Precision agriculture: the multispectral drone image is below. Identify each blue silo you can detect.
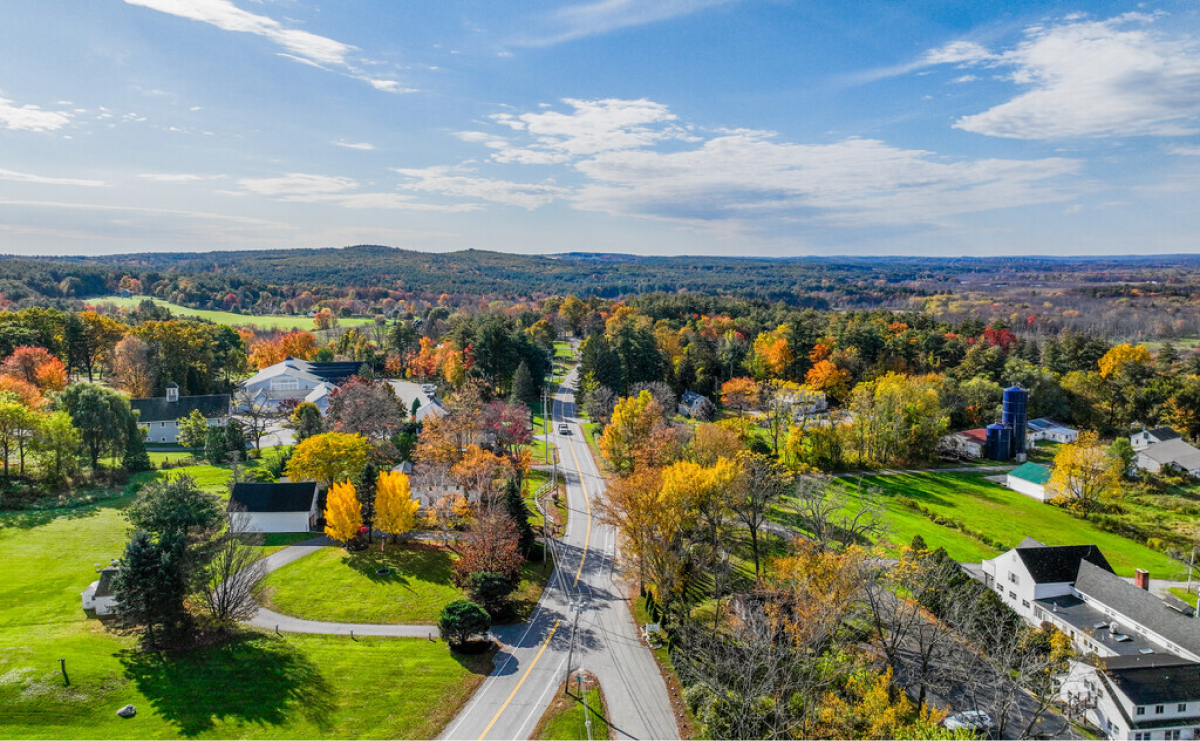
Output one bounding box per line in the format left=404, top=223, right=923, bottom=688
left=986, top=423, right=1011, bottom=461
left=1002, top=386, right=1029, bottom=458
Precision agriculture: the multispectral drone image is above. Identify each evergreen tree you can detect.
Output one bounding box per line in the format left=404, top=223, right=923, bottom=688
left=176, top=409, right=210, bottom=451
left=356, top=459, right=380, bottom=539
left=112, top=531, right=187, bottom=647
left=410, top=397, right=421, bottom=420
left=502, top=476, right=536, bottom=556
left=122, top=414, right=151, bottom=473
left=288, top=401, right=325, bottom=442
left=204, top=425, right=228, bottom=464
left=510, top=360, right=539, bottom=409
left=223, top=418, right=247, bottom=461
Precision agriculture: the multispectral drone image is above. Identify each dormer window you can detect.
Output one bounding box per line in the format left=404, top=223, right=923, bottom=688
left=166, top=383, right=179, bottom=403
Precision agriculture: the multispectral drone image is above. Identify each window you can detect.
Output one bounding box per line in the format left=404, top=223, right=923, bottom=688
left=271, top=378, right=298, bottom=391
left=1009, top=591, right=1017, bottom=600
left=1022, top=600, right=1031, bottom=609
left=1179, top=704, right=1187, bottom=712
left=1009, top=572, right=1020, bottom=585
left=1156, top=705, right=1165, bottom=715
left=1166, top=730, right=1181, bottom=741
left=1136, top=707, right=1146, bottom=716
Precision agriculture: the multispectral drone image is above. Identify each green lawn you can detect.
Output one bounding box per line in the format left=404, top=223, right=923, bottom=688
left=86, top=296, right=375, bottom=331
left=1170, top=587, right=1198, bottom=607
left=259, top=543, right=462, bottom=624
left=0, top=497, right=490, bottom=740
left=827, top=472, right=1187, bottom=577
left=533, top=679, right=611, bottom=741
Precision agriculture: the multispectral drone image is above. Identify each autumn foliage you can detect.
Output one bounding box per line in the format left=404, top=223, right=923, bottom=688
left=374, top=470, right=420, bottom=545
left=324, top=480, right=363, bottom=545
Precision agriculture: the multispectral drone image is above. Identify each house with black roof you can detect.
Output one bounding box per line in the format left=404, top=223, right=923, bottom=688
left=130, top=382, right=230, bottom=444
left=1063, top=651, right=1200, bottom=740
left=228, top=481, right=320, bottom=533
left=1132, top=427, right=1183, bottom=451
left=981, top=537, right=1113, bottom=620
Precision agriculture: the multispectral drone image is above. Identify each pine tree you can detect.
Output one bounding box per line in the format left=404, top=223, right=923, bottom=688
left=204, top=425, right=228, bottom=464
left=223, top=418, right=247, bottom=461
left=510, top=360, right=539, bottom=408
left=502, top=476, right=536, bottom=556
left=324, top=480, right=363, bottom=545
left=374, top=470, right=420, bottom=549
left=356, top=459, right=380, bottom=541
left=112, top=531, right=189, bottom=647
left=122, top=414, right=151, bottom=473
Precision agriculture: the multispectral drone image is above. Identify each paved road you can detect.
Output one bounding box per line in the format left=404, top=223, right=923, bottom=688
left=441, top=370, right=678, bottom=741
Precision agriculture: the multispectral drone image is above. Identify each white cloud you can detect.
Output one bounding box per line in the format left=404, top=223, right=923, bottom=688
left=951, top=75, right=979, bottom=84
left=922, top=40, right=995, bottom=66
left=138, top=173, right=225, bottom=182
left=0, top=95, right=73, bottom=132
left=951, top=14, right=1200, bottom=139
left=238, top=172, right=358, bottom=197
left=124, top=0, right=406, bottom=91
left=458, top=98, right=1082, bottom=230
left=516, top=0, right=740, bottom=47
left=333, top=140, right=376, bottom=151
left=0, top=168, right=106, bottom=187
left=393, top=166, right=568, bottom=209
left=1168, top=144, right=1200, bottom=156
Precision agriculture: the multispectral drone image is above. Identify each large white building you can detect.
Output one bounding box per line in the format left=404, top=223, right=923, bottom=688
left=238, top=358, right=365, bottom=410
left=228, top=481, right=320, bottom=533
left=983, top=539, right=1200, bottom=739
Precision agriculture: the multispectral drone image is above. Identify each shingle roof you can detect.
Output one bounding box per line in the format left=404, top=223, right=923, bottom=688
left=229, top=482, right=318, bottom=513
left=959, top=428, right=988, bottom=444
left=1140, top=438, right=1200, bottom=471
left=1146, top=427, right=1183, bottom=443
left=1008, top=462, right=1051, bottom=486
left=1015, top=544, right=1113, bottom=584
left=94, top=566, right=118, bottom=598
left=295, top=359, right=365, bottom=385
left=131, top=394, right=230, bottom=423
left=1076, top=561, right=1200, bottom=657
left=1102, top=655, right=1200, bottom=706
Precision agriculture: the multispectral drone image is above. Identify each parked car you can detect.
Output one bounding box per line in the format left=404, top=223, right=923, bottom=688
left=943, top=710, right=993, bottom=734
left=558, top=423, right=570, bottom=435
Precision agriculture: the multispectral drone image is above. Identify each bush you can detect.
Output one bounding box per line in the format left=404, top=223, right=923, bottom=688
left=438, top=600, right=492, bottom=648
left=467, top=572, right=517, bottom=616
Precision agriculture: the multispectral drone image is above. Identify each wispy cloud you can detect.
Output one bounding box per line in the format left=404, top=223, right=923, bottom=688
left=948, top=13, right=1200, bottom=139
left=139, top=173, right=225, bottom=182
left=0, top=95, right=73, bottom=132
left=0, top=168, right=106, bottom=187
left=123, top=0, right=408, bottom=92
left=393, top=166, right=569, bottom=209
left=333, top=140, right=376, bottom=151
left=237, top=172, right=480, bottom=212
left=515, top=0, right=740, bottom=47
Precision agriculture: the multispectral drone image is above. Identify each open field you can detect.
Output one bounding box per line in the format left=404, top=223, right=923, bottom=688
left=86, top=296, right=375, bottom=331
left=259, top=542, right=552, bottom=625
left=817, top=472, right=1187, bottom=577
left=0, top=496, right=490, bottom=740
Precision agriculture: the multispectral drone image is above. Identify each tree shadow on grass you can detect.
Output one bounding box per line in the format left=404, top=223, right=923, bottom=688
left=0, top=493, right=131, bottom=530
left=117, top=633, right=335, bottom=737
left=451, top=641, right=498, bottom=676
left=343, top=543, right=456, bottom=589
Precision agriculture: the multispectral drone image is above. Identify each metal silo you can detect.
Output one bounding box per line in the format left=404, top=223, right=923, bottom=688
left=986, top=423, right=1011, bottom=461
left=1002, top=386, right=1029, bottom=458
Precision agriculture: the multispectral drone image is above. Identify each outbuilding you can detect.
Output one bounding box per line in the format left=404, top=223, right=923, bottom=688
left=228, top=481, right=320, bottom=533
left=81, top=566, right=120, bottom=615
left=1006, top=461, right=1053, bottom=502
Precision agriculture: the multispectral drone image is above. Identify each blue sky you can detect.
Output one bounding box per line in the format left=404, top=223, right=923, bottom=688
left=3, top=0, right=1200, bottom=257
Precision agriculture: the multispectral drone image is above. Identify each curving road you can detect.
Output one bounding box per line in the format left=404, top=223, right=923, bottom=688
left=440, top=370, right=678, bottom=741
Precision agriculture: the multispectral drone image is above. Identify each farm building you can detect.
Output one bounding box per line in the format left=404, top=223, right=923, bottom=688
left=130, top=383, right=230, bottom=444
left=81, top=566, right=120, bottom=615
left=228, top=481, right=320, bottom=533
left=1027, top=418, right=1078, bottom=444
left=1005, top=462, right=1053, bottom=502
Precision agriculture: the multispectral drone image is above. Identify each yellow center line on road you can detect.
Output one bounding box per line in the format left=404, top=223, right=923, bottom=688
left=567, top=438, right=591, bottom=587
left=477, top=619, right=562, bottom=741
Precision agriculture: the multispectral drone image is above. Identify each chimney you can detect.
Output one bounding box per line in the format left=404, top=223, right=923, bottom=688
left=1135, top=569, right=1150, bottom=591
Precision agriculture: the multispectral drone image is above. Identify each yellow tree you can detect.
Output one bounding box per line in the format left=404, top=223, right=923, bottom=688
left=324, top=480, right=363, bottom=545
left=1098, top=343, right=1152, bottom=379
left=285, top=432, right=371, bottom=487
left=1048, top=430, right=1120, bottom=518
left=750, top=326, right=793, bottom=380
left=374, top=470, right=420, bottom=548
left=600, top=390, right=664, bottom=474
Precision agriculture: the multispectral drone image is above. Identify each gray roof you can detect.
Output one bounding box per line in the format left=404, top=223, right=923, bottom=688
left=131, top=394, right=230, bottom=423
left=229, top=481, right=318, bottom=513
left=1075, top=561, right=1200, bottom=657
left=1102, top=655, right=1200, bottom=706
left=1015, top=544, right=1113, bottom=584
left=94, top=566, right=119, bottom=598
left=1139, top=438, right=1200, bottom=471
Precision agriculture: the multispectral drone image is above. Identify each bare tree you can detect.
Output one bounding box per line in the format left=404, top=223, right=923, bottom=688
left=729, top=452, right=791, bottom=576
left=790, top=475, right=884, bottom=552
left=198, top=512, right=266, bottom=625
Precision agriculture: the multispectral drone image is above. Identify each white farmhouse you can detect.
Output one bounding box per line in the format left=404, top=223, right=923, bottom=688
left=130, top=383, right=230, bottom=444
left=1136, top=438, right=1200, bottom=477
left=228, top=481, right=320, bottom=533
left=1133, top=428, right=1183, bottom=451
left=981, top=538, right=1114, bottom=622
left=81, top=566, right=119, bottom=615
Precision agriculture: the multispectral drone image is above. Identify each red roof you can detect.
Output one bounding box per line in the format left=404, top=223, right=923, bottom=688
left=960, top=428, right=988, bottom=444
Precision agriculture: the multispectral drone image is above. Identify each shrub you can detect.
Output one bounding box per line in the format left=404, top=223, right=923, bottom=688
left=438, top=600, right=492, bottom=648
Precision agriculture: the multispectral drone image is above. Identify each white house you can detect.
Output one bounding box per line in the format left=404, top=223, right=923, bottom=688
left=1027, top=418, right=1079, bottom=444
left=1061, top=655, right=1200, bottom=741
left=238, top=358, right=364, bottom=410
left=415, top=398, right=449, bottom=423
left=1136, top=438, right=1200, bottom=477
left=228, top=481, right=320, bottom=533
left=1133, top=428, right=1183, bottom=451
left=779, top=387, right=828, bottom=417
left=130, top=383, right=230, bottom=444
left=678, top=391, right=713, bottom=419
left=981, top=538, right=1114, bottom=622
left=302, top=381, right=338, bottom=416
left=81, top=566, right=119, bottom=615
left=1005, top=462, right=1053, bottom=502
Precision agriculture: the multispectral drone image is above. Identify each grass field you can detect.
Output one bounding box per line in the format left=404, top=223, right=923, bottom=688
left=259, top=542, right=552, bottom=625
left=533, top=677, right=611, bottom=741
left=1170, top=587, right=1199, bottom=607
left=821, top=472, right=1187, bottom=577
left=0, top=496, right=490, bottom=740
left=87, top=296, right=375, bottom=331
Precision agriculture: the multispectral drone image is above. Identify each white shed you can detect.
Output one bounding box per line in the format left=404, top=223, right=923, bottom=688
left=81, top=566, right=120, bottom=615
